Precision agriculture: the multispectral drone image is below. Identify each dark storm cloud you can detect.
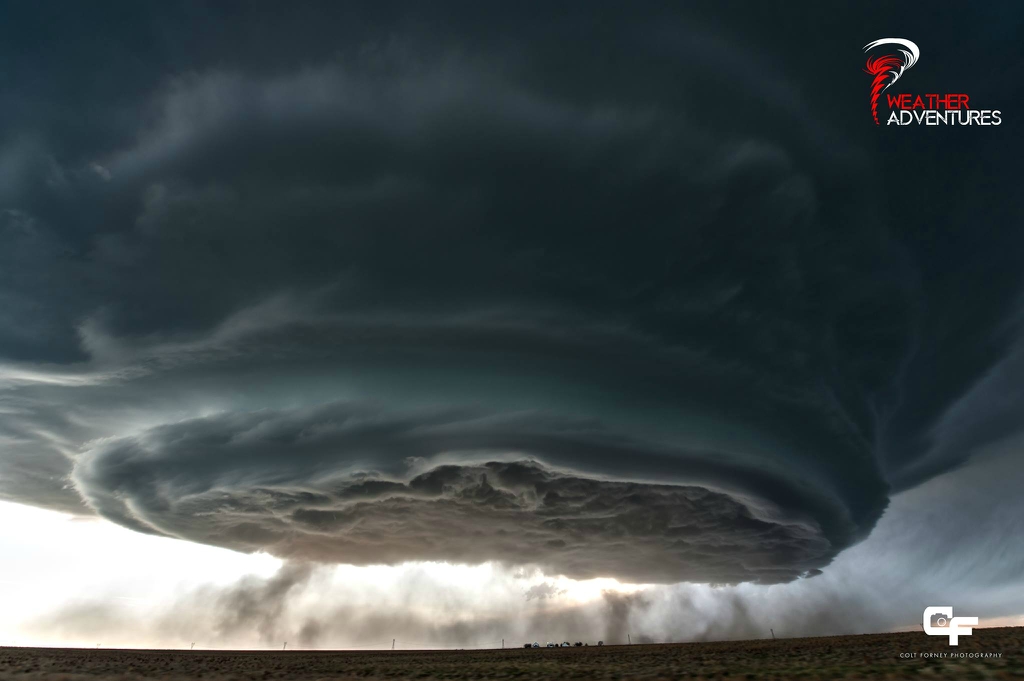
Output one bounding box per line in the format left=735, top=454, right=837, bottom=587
left=73, top=403, right=841, bottom=583
left=1, top=2, right=1022, bottom=584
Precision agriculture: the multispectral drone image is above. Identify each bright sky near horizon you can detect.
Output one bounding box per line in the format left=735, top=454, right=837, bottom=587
left=0, top=500, right=281, bottom=648
left=0, top=500, right=648, bottom=649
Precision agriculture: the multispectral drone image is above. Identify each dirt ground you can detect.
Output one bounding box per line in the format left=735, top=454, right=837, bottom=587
left=2, top=626, right=1022, bottom=680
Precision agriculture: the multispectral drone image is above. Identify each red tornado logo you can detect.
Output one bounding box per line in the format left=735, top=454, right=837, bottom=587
left=863, top=38, right=920, bottom=125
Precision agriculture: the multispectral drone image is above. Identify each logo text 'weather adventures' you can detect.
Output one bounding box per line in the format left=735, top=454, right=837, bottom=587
left=863, top=38, right=1002, bottom=126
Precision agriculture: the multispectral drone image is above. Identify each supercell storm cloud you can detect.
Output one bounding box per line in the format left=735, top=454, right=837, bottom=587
left=1, top=4, right=1021, bottom=585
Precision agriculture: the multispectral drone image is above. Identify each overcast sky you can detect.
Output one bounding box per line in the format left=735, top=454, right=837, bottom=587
left=1, top=1, right=1022, bottom=648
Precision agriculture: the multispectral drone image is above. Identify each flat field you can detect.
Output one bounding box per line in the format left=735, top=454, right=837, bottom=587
left=2, top=627, right=1022, bottom=680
